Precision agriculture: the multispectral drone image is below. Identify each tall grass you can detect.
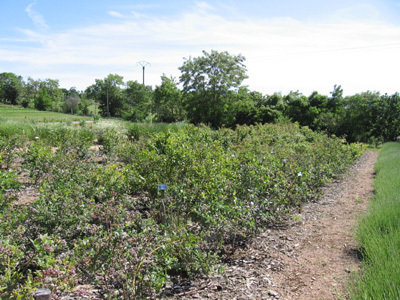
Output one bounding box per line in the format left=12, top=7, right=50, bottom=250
left=0, top=118, right=187, bottom=147
left=348, top=142, right=400, bottom=299
left=0, top=121, right=35, bottom=138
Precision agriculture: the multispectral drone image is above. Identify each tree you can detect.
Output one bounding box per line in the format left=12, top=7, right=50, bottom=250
left=369, top=93, right=400, bottom=142
left=0, top=72, right=23, bottom=105
left=258, top=92, right=286, bottom=124
left=20, top=77, right=40, bottom=108
left=231, top=88, right=260, bottom=126
left=123, top=80, right=154, bottom=121
left=179, top=50, right=248, bottom=127
left=34, top=88, right=52, bottom=111
left=86, top=74, right=124, bottom=117
left=307, top=91, right=329, bottom=130
left=64, top=87, right=81, bottom=114
left=340, top=92, right=379, bottom=142
left=329, top=84, right=343, bottom=112
left=153, top=75, right=185, bottom=122
left=283, top=91, right=310, bottom=125
left=31, top=79, right=64, bottom=112
left=78, top=93, right=92, bottom=116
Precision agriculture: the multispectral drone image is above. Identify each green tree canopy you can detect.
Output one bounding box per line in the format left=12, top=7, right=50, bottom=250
left=34, top=88, right=52, bottom=111
left=19, top=77, right=40, bottom=108
left=179, top=50, right=248, bottom=127
left=0, top=72, right=23, bottom=105
left=123, top=80, right=154, bottom=121
left=32, top=79, right=63, bottom=111
left=64, top=87, right=81, bottom=114
left=86, top=74, right=124, bottom=117
left=153, top=75, right=185, bottom=123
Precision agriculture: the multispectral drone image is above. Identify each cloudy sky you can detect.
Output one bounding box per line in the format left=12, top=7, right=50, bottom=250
left=1, top=0, right=400, bottom=96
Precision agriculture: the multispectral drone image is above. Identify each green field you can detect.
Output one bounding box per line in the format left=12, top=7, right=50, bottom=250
left=0, top=104, right=93, bottom=122
left=348, top=142, right=400, bottom=299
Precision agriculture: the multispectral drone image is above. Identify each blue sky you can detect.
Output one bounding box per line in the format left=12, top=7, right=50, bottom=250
left=1, top=0, right=400, bottom=95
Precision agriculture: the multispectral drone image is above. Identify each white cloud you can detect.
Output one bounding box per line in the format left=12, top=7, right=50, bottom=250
left=5, top=3, right=400, bottom=95
left=109, top=11, right=125, bottom=18
left=25, top=1, right=49, bottom=30
left=194, top=1, right=214, bottom=13
left=329, top=3, right=382, bottom=23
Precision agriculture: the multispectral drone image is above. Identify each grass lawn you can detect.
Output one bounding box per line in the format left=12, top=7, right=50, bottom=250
left=0, top=104, right=93, bottom=122
left=349, top=142, right=400, bottom=299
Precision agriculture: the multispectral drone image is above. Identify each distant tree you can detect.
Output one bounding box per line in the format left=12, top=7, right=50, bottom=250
left=123, top=80, right=154, bottom=121
left=369, top=93, right=400, bottom=142
left=283, top=91, right=310, bottom=125
left=0, top=72, right=23, bottom=105
left=179, top=50, right=248, bottom=127
left=307, top=91, right=329, bottom=130
left=230, top=88, right=258, bottom=126
left=259, top=92, right=286, bottom=123
left=153, top=75, right=185, bottom=122
left=86, top=74, right=124, bottom=117
left=20, top=77, right=40, bottom=108
left=328, top=84, right=344, bottom=112
left=311, top=85, right=345, bottom=135
left=78, top=94, right=92, bottom=116
left=32, top=79, right=64, bottom=112
left=340, top=92, right=379, bottom=142
left=64, top=87, right=81, bottom=114
left=34, top=88, right=52, bottom=111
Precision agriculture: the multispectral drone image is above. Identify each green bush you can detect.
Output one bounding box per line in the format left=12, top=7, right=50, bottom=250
left=0, top=122, right=364, bottom=298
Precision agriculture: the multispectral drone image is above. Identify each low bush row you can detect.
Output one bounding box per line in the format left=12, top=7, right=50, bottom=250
left=0, top=122, right=364, bottom=299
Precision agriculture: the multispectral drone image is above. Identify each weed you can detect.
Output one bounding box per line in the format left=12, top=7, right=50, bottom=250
left=291, top=215, right=303, bottom=221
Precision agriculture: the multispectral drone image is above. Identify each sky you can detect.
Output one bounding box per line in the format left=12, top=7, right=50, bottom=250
left=1, top=0, right=400, bottom=96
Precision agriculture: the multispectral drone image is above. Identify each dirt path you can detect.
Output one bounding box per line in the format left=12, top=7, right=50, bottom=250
left=170, top=150, right=378, bottom=300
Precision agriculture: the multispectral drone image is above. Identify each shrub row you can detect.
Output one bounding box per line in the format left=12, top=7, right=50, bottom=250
left=0, top=122, right=364, bottom=299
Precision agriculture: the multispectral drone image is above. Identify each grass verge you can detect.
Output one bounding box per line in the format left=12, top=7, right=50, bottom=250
left=0, top=104, right=92, bottom=122
left=348, top=142, right=400, bottom=299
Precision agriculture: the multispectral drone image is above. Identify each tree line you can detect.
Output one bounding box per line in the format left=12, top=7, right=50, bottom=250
left=1, top=50, right=399, bottom=143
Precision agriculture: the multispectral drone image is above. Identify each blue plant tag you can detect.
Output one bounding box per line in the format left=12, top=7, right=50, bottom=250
left=158, top=184, right=168, bottom=191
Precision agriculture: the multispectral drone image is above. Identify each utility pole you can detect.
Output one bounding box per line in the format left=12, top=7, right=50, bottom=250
left=137, top=61, right=150, bottom=85
left=106, top=88, right=110, bottom=117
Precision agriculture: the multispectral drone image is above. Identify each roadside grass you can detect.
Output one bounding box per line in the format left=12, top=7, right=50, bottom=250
left=348, top=142, right=400, bottom=299
left=0, top=104, right=92, bottom=122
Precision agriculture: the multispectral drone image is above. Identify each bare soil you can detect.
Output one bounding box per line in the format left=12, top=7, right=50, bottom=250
left=167, top=150, right=378, bottom=300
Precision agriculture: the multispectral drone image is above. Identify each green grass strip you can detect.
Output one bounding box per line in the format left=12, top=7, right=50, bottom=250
left=349, top=142, right=400, bottom=300
left=0, top=104, right=92, bottom=122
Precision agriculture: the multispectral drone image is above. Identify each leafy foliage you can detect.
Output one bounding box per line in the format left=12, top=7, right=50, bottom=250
left=0, top=73, right=23, bottom=105
left=179, top=50, right=248, bottom=127
left=153, top=75, right=185, bottom=123
left=86, top=74, right=125, bottom=117
left=0, top=122, right=364, bottom=298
